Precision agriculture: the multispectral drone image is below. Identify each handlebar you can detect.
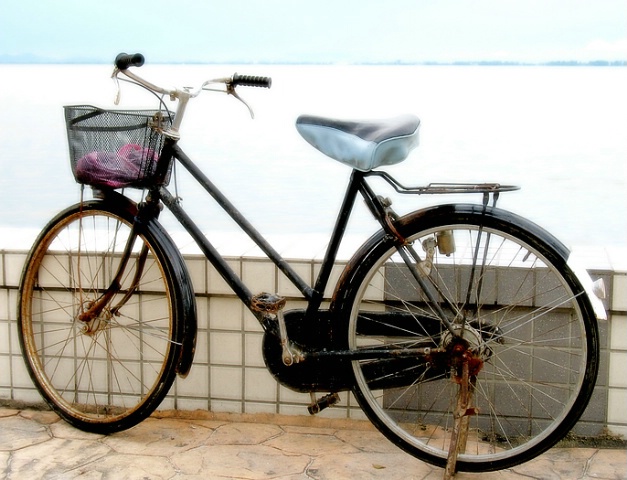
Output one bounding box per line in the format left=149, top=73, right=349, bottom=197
left=115, top=52, right=145, bottom=70
left=111, top=52, right=272, bottom=136
left=232, top=73, right=272, bottom=89
left=113, top=52, right=271, bottom=91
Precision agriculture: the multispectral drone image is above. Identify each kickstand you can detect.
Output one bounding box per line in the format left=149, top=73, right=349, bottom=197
left=443, top=360, right=476, bottom=479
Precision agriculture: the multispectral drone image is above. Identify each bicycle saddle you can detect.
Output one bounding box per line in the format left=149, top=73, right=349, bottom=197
left=296, top=114, right=420, bottom=171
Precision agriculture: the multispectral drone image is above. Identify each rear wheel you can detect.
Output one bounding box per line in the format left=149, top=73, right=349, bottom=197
left=18, top=200, right=183, bottom=433
left=342, top=206, right=599, bottom=472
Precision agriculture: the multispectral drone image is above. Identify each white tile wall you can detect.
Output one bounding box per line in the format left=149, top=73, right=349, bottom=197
left=244, top=368, right=277, bottom=402
left=209, top=298, right=243, bottom=330
left=210, top=331, right=243, bottom=366
left=1, top=250, right=626, bottom=437
left=613, top=274, right=627, bottom=311
left=242, top=260, right=276, bottom=294
left=0, top=291, right=9, bottom=356
left=610, top=314, right=627, bottom=349
left=4, top=252, right=26, bottom=286
left=185, top=256, right=207, bottom=293
left=245, top=334, right=265, bottom=367
left=608, top=301, right=627, bottom=436
left=211, top=366, right=243, bottom=400
left=608, top=352, right=627, bottom=388
left=608, top=389, right=627, bottom=432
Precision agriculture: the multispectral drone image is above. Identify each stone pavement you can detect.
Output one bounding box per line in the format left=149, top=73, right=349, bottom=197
left=0, top=407, right=625, bottom=480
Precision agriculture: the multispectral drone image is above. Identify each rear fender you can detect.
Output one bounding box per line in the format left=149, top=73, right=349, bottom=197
left=567, top=258, right=607, bottom=320
left=331, top=203, right=606, bottom=320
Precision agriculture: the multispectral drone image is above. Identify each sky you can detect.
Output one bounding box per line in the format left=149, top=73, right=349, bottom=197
left=1, top=0, right=626, bottom=64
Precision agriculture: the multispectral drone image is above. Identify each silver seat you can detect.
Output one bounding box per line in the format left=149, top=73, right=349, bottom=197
left=296, top=114, right=420, bottom=171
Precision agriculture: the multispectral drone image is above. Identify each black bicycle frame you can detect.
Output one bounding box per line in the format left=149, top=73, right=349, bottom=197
left=155, top=142, right=370, bottom=325
left=139, top=138, right=514, bottom=342
left=89, top=133, right=522, bottom=393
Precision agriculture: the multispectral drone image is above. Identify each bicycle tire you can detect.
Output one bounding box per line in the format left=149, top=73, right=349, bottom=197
left=18, top=198, right=186, bottom=434
left=336, top=204, right=599, bottom=472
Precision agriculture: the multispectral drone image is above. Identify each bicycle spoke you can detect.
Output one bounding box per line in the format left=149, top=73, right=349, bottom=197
left=347, top=213, right=598, bottom=471
left=19, top=203, right=182, bottom=432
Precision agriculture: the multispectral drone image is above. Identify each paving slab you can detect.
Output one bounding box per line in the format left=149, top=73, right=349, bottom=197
left=0, top=407, right=625, bottom=480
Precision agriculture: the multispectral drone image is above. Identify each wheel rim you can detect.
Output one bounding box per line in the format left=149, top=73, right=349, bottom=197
left=20, top=209, right=176, bottom=426
left=348, top=223, right=595, bottom=467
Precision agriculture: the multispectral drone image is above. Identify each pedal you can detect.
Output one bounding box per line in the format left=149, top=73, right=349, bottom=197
left=252, top=293, right=302, bottom=366
left=308, top=392, right=340, bottom=415
left=251, top=292, right=287, bottom=314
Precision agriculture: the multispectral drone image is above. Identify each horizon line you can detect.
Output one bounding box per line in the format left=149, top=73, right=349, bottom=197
left=0, top=57, right=625, bottom=67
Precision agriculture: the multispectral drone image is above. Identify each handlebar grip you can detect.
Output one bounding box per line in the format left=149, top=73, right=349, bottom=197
left=232, top=74, right=272, bottom=88
left=115, top=53, right=145, bottom=70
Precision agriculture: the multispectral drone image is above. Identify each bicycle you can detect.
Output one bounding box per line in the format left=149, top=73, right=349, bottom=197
left=17, top=53, right=606, bottom=476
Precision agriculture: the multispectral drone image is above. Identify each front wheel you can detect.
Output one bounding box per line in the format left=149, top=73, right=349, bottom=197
left=339, top=205, right=599, bottom=472
left=18, top=199, right=184, bottom=433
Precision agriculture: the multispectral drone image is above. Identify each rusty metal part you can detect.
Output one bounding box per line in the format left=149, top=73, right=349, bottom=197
left=308, top=392, right=341, bottom=415
left=440, top=330, right=488, bottom=479
left=250, top=292, right=287, bottom=314
left=78, top=287, right=118, bottom=323
left=251, top=293, right=302, bottom=366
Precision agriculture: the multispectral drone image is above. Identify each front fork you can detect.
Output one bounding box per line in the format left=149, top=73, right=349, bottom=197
left=78, top=196, right=159, bottom=326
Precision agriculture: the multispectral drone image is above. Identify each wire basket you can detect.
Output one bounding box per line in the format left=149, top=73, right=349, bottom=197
left=64, top=105, right=173, bottom=189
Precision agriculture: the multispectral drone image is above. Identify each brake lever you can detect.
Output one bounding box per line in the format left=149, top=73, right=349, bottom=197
left=111, top=67, right=122, bottom=105
left=226, top=83, right=255, bottom=119
left=200, top=78, right=256, bottom=119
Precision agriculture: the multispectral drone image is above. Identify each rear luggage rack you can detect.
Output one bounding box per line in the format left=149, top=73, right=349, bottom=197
left=366, top=171, right=520, bottom=195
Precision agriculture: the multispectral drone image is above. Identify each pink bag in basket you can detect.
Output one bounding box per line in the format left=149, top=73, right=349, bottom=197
left=75, top=144, right=157, bottom=188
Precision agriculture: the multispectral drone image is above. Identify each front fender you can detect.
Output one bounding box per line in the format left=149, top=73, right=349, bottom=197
left=101, top=190, right=198, bottom=377
left=140, top=215, right=198, bottom=377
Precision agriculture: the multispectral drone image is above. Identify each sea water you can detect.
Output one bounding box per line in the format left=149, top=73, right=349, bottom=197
left=0, top=64, right=625, bottom=256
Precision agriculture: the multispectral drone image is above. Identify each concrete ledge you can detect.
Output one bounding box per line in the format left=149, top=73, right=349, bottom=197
left=1, top=406, right=626, bottom=479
